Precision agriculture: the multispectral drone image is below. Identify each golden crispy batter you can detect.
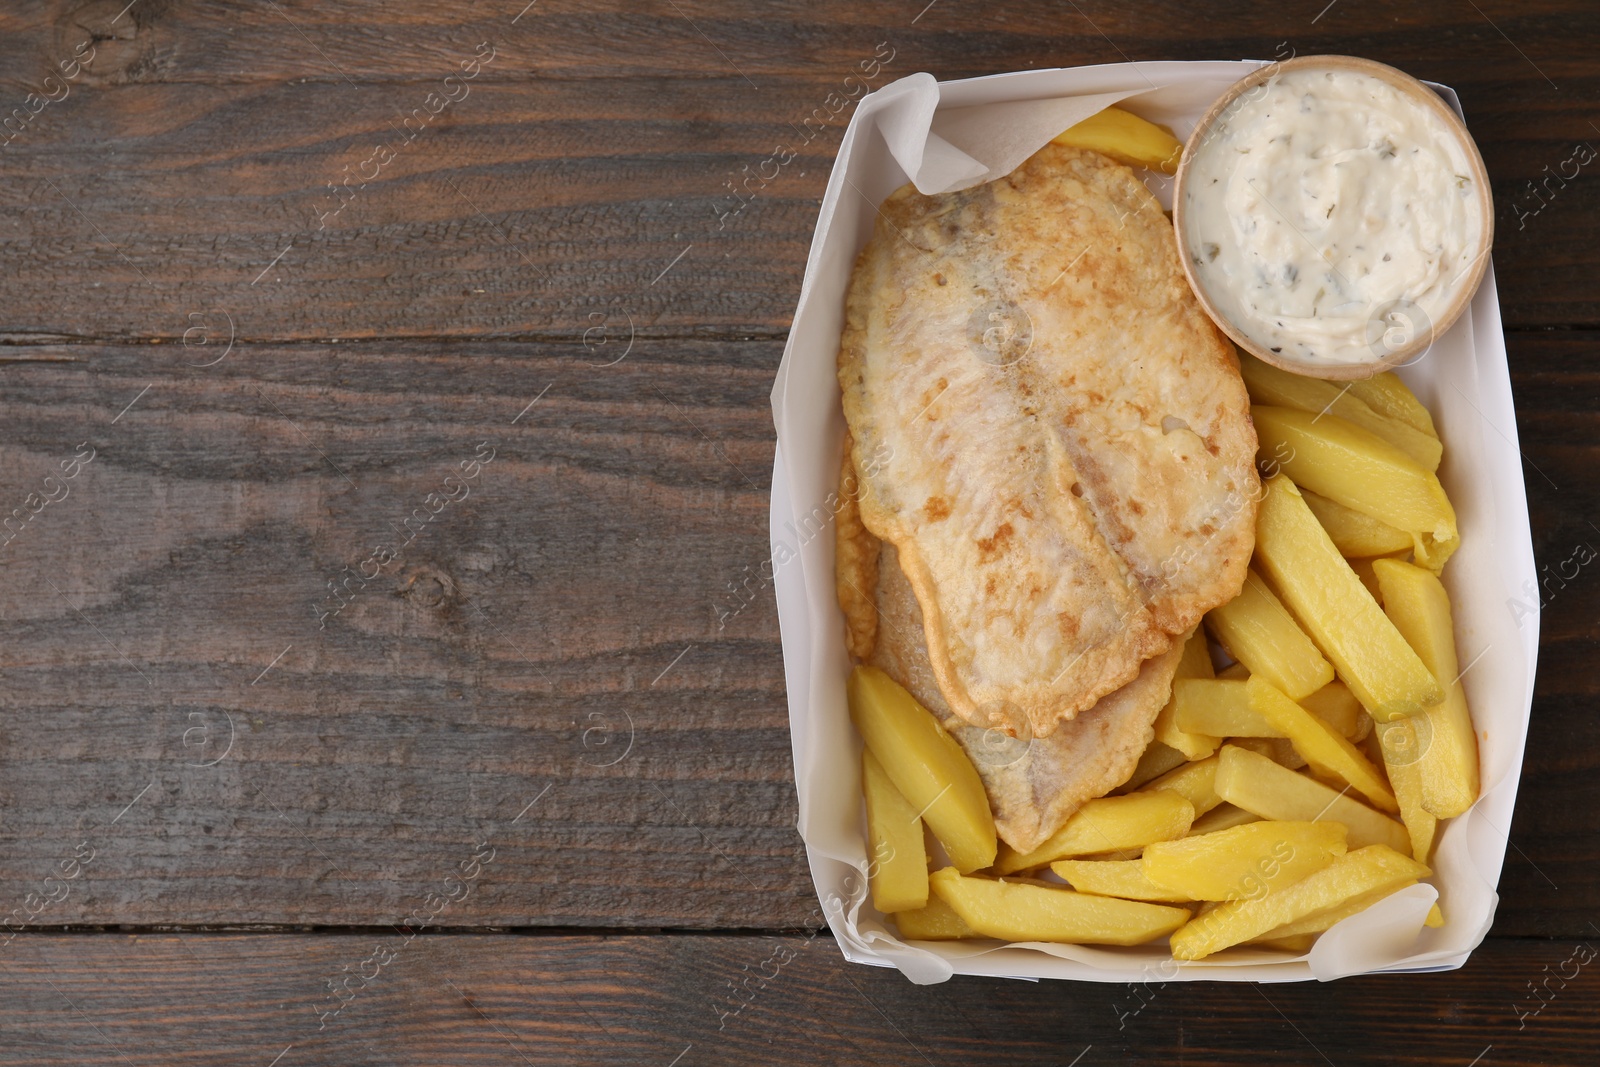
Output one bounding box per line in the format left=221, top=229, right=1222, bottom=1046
left=839, top=144, right=1257, bottom=738
left=834, top=437, right=879, bottom=661
left=870, top=543, right=1181, bottom=853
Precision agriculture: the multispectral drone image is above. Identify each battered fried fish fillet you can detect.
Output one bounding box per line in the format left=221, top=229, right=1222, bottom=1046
left=838, top=457, right=1181, bottom=851
left=870, top=540, right=1182, bottom=853
left=839, top=143, right=1257, bottom=738
left=835, top=435, right=879, bottom=662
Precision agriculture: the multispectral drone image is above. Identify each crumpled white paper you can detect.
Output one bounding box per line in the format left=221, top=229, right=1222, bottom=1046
left=769, top=61, right=1538, bottom=984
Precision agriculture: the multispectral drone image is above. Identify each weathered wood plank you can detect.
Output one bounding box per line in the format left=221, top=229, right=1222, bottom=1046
left=0, top=932, right=1595, bottom=1065
left=1491, top=333, right=1600, bottom=935
left=0, top=332, right=1592, bottom=933
left=2, top=0, right=1596, bottom=85
left=0, top=338, right=805, bottom=929
left=0, top=2, right=1591, bottom=1057
left=0, top=1, right=1594, bottom=342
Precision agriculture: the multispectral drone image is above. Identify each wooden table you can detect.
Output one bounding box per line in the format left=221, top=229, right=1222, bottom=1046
left=0, top=1, right=1594, bottom=1063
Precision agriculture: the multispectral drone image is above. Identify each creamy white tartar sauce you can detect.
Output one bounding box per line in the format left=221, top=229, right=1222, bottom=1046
left=1182, top=67, right=1484, bottom=364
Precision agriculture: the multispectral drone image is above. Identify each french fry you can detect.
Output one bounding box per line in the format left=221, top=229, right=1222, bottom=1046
left=1345, top=372, right=1438, bottom=439
left=1360, top=724, right=1387, bottom=768
left=1149, top=627, right=1221, bottom=759
left=1170, top=845, right=1430, bottom=959
left=1052, top=106, right=1183, bottom=173
left=1253, top=406, right=1458, bottom=570
left=893, top=895, right=978, bottom=940
left=993, top=791, right=1195, bottom=874
left=1253, top=475, right=1444, bottom=721
left=929, top=868, right=1191, bottom=944
left=1256, top=933, right=1318, bottom=953
left=1051, top=859, right=1194, bottom=903
left=1149, top=721, right=1217, bottom=762
left=1117, top=741, right=1189, bottom=793
left=848, top=666, right=997, bottom=872
left=862, top=750, right=929, bottom=913
left=1349, top=556, right=1385, bottom=603
left=1214, top=745, right=1411, bottom=855
left=1173, top=679, right=1269, bottom=736
left=1176, top=625, right=1216, bottom=679
left=1248, top=677, right=1399, bottom=813
left=1299, top=681, right=1371, bottom=742
left=1254, top=882, right=1420, bottom=940
left=1380, top=737, right=1439, bottom=864
left=1206, top=570, right=1333, bottom=700
left=1187, top=802, right=1260, bottom=836
left=1239, top=355, right=1442, bottom=470
left=1302, top=489, right=1414, bottom=558
left=1142, top=820, right=1347, bottom=901
left=1426, top=903, right=1445, bottom=928
left=1372, top=560, right=1481, bottom=818
left=1175, top=678, right=1369, bottom=744
left=1143, top=753, right=1223, bottom=816
left=1231, top=736, right=1307, bottom=771
left=1371, top=683, right=1441, bottom=864
left=1216, top=661, right=1250, bottom=681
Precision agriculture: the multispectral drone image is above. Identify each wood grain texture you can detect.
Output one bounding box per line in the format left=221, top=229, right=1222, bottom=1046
left=0, top=338, right=807, bottom=928
left=1, top=932, right=1597, bottom=1065
left=0, top=2, right=1597, bottom=1049
left=0, top=0, right=1593, bottom=342
left=0, top=330, right=1591, bottom=933
left=1494, top=332, right=1600, bottom=937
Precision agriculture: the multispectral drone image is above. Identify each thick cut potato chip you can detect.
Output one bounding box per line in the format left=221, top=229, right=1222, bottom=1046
left=994, top=790, right=1195, bottom=874
left=1143, top=754, right=1223, bottom=816
left=1117, top=741, right=1189, bottom=793
left=1255, top=881, right=1422, bottom=940
left=1176, top=626, right=1217, bottom=679
left=1240, top=356, right=1442, bottom=470
left=1187, top=802, right=1260, bottom=836
left=1143, top=820, right=1347, bottom=901
left=1349, top=556, right=1387, bottom=602
left=1052, top=106, right=1183, bottom=173
left=1150, top=628, right=1221, bottom=759
left=1299, top=681, right=1371, bottom=742
left=1173, top=679, right=1271, bottom=737
left=1170, top=845, right=1429, bottom=959
left=930, top=868, right=1190, bottom=944
left=1302, top=489, right=1415, bottom=559
left=1345, top=373, right=1437, bottom=438
left=1181, top=678, right=1369, bottom=742
left=1248, top=677, right=1398, bottom=813
left=1372, top=559, right=1481, bottom=818
left=848, top=666, right=997, bottom=872
left=1205, top=570, right=1333, bottom=700
left=1256, top=933, right=1318, bottom=953
left=1254, top=476, right=1443, bottom=721
left=1233, top=736, right=1307, bottom=770
left=1253, top=406, right=1457, bottom=570
left=1376, top=727, right=1439, bottom=863
left=1051, top=859, right=1194, bottom=903
left=1214, top=745, right=1410, bottom=855
left=893, top=896, right=978, bottom=940
left=862, top=750, right=929, bottom=913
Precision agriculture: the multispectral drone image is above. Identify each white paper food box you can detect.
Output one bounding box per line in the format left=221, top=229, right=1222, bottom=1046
left=769, top=60, right=1538, bottom=983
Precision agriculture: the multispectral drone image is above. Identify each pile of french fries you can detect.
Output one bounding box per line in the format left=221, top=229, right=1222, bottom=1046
left=849, top=359, right=1479, bottom=961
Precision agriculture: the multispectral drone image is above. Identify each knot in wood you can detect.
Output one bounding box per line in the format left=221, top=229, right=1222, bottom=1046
left=55, top=0, right=151, bottom=85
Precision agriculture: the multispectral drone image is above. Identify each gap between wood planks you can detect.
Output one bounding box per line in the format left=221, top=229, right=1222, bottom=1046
left=3, top=924, right=833, bottom=936
left=0, top=329, right=793, bottom=348
left=0, top=324, right=1585, bottom=349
